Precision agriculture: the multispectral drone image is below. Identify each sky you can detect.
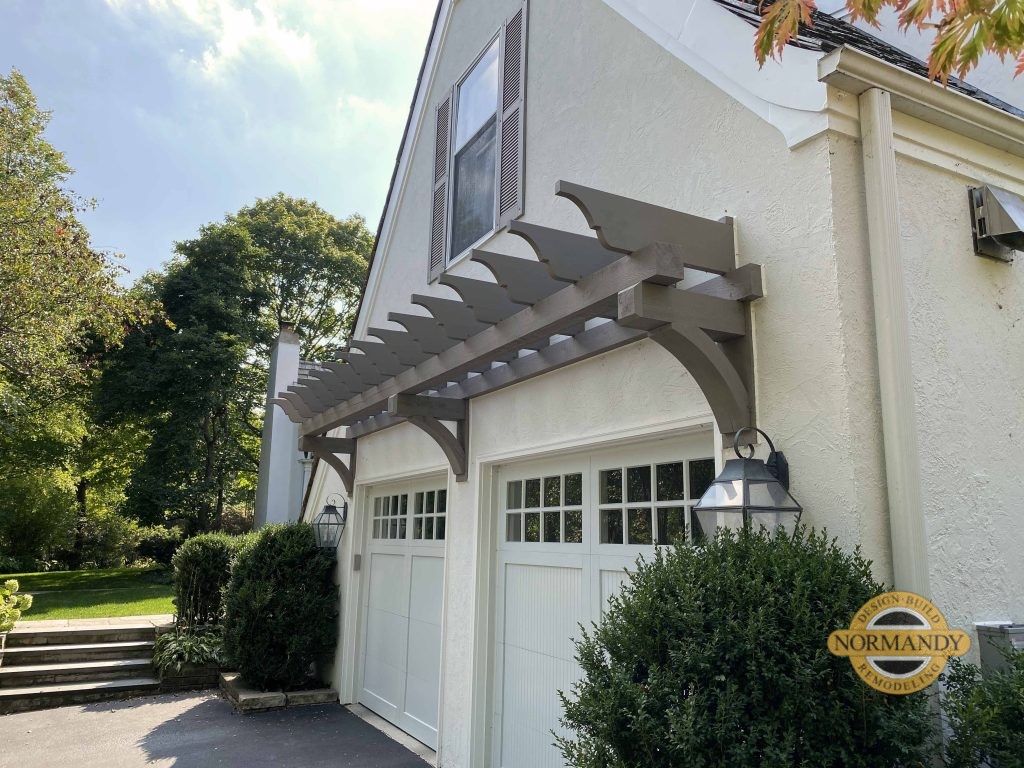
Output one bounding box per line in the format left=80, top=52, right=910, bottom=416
left=0, top=0, right=436, bottom=282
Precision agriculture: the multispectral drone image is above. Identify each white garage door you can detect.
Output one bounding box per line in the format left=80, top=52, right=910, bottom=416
left=493, top=436, right=717, bottom=768
left=359, top=481, right=447, bottom=749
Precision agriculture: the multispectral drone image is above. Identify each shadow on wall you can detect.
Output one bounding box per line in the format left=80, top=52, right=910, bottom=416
left=122, top=695, right=430, bottom=768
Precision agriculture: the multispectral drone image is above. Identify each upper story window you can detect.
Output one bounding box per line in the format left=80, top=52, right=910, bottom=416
left=429, top=3, right=527, bottom=281
left=451, top=40, right=499, bottom=259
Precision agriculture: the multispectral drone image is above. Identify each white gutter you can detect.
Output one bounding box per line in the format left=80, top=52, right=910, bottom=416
left=818, top=46, right=1024, bottom=159
left=856, top=87, right=931, bottom=597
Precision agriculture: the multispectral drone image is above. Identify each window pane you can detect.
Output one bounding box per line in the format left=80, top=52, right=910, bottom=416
left=564, top=473, right=582, bottom=506
left=525, top=478, right=541, bottom=508
left=455, top=39, right=499, bottom=149
left=413, top=517, right=423, bottom=540
left=544, top=476, right=561, bottom=507
left=401, top=494, right=409, bottom=514
left=689, top=458, right=717, bottom=500
left=425, top=491, right=435, bottom=514
left=657, top=507, right=687, bottom=545
left=399, top=517, right=407, bottom=540
left=690, top=508, right=710, bottom=544
left=543, top=511, right=560, bottom=543
left=600, top=469, right=622, bottom=504
left=437, top=489, right=447, bottom=514
left=450, top=118, right=496, bottom=257
left=436, top=516, right=446, bottom=540
left=507, top=481, right=522, bottom=510
left=414, top=492, right=423, bottom=515
left=600, top=509, right=624, bottom=544
left=627, top=466, right=651, bottom=502
left=525, top=512, right=540, bottom=542
left=374, top=497, right=381, bottom=515
left=627, top=508, right=653, bottom=545
left=424, top=517, right=434, bottom=540
left=373, top=520, right=381, bottom=539
left=564, top=510, right=583, bottom=543
left=506, top=513, right=521, bottom=542
left=392, top=495, right=399, bottom=514
left=390, top=518, right=398, bottom=538
left=656, top=462, right=686, bottom=501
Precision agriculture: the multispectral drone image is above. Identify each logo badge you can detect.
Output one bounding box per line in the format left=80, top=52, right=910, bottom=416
left=828, top=591, right=970, bottom=694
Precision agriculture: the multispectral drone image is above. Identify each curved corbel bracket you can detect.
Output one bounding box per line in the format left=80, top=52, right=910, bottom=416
left=300, top=435, right=355, bottom=495
left=387, top=394, right=468, bottom=481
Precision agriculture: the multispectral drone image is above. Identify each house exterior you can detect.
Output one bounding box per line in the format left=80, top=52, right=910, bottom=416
left=261, top=1, right=1024, bottom=765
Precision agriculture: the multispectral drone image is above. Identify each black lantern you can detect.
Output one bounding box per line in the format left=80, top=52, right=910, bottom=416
left=313, top=495, right=347, bottom=549
left=692, top=428, right=802, bottom=537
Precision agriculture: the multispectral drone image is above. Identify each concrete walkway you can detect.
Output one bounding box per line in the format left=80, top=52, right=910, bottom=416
left=12, top=614, right=173, bottom=630
left=0, top=691, right=431, bottom=768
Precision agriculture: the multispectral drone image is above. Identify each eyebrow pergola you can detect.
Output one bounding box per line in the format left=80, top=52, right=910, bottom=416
left=272, top=181, right=763, bottom=492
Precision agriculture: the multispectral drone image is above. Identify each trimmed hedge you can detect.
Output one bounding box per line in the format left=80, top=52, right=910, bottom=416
left=222, top=523, right=337, bottom=691
left=558, top=526, right=936, bottom=768
left=172, top=532, right=252, bottom=628
left=943, top=651, right=1024, bottom=768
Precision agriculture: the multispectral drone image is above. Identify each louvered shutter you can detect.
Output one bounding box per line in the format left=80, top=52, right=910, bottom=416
left=428, top=90, right=453, bottom=282
left=496, top=3, right=527, bottom=226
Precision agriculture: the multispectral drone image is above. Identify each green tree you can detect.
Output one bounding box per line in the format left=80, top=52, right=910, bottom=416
left=101, top=196, right=370, bottom=532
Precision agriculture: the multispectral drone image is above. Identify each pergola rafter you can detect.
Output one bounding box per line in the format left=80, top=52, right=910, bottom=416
left=269, top=181, right=764, bottom=483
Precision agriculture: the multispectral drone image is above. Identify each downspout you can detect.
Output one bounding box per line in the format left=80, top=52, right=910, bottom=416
left=858, top=88, right=931, bottom=597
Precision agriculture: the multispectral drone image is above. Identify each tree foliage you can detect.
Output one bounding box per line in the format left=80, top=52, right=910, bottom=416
left=752, top=0, right=1024, bottom=81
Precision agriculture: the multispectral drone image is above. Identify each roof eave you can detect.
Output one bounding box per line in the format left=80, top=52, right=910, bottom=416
left=818, top=45, right=1024, bottom=158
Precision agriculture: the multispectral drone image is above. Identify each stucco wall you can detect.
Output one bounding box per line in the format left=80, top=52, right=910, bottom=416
left=892, top=146, right=1024, bottom=635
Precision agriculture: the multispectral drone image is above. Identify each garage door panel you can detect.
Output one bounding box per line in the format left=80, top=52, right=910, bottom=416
left=502, top=563, right=584, bottom=659
left=600, top=568, right=630, bottom=611
left=500, top=643, right=581, bottom=768
left=409, top=555, right=444, bottom=624
left=367, top=553, right=408, bottom=615
left=365, top=606, right=409, bottom=662
left=362, top=654, right=405, bottom=710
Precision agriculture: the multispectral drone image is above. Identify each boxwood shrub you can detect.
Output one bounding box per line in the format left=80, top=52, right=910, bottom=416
left=943, top=651, right=1024, bottom=768
left=558, top=526, right=936, bottom=768
left=221, top=523, right=337, bottom=691
left=172, top=532, right=251, bottom=628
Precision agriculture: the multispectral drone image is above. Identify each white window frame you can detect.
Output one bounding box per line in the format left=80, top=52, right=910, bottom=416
left=445, top=33, right=502, bottom=270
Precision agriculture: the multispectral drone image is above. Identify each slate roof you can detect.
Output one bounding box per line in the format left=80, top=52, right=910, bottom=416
left=714, top=0, right=1024, bottom=118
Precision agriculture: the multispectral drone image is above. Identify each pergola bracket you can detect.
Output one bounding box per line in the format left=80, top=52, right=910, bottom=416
left=299, top=435, right=356, bottom=495
left=387, top=395, right=468, bottom=481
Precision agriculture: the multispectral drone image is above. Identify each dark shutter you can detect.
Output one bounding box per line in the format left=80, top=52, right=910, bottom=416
left=496, top=3, right=527, bottom=226
left=429, top=90, right=453, bottom=282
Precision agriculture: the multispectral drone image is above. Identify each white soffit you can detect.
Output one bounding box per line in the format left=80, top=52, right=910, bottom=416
left=602, top=0, right=830, bottom=146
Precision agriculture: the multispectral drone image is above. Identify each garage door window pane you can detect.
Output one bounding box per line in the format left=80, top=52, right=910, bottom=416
left=657, top=507, right=687, bottom=545
left=544, top=477, right=561, bottom=507
left=600, top=469, right=622, bottom=504
left=525, top=512, right=540, bottom=542
left=437, top=489, right=447, bottom=513
left=564, top=473, right=582, bottom=506
left=543, top=512, right=560, bottom=543
left=436, top=517, right=446, bottom=540
left=689, top=458, right=716, bottom=500
left=601, top=509, right=624, bottom=544
left=627, top=466, right=651, bottom=503
left=564, top=510, right=583, bottom=543
left=413, top=517, right=422, bottom=540
left=506, top=513, right=522, bottom=542
left=656, top=462, right=685, bottom=501
left=627, top=508, right=653, bottom=544
left=525, top=479, right=541, bottom=508
left=507, top=481, right=522, bottom=510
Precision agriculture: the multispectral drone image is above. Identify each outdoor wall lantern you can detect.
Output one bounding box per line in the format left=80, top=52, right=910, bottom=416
left=692, top=428, right=803, bottom=537
left=313, top=495, right=347, bottom=549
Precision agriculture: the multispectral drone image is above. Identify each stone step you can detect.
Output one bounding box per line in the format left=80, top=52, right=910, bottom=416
left=1, top=641, right=154, bottom=666
left=0, top=676, right=160, bottom=715
left=0, top=658, right=153, bottom=687
left=5, top=624, right=157, bottom=647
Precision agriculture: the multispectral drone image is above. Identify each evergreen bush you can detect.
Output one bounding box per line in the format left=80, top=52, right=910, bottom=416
left=943, top=651, right=1024, bottom=768
left=172, top=532, right=251, bottom=628
left=558, top=526, right=936, bottom=768
left=136, top=525, right=184, bottom=566
left=222, top=523, right=337, bottom=691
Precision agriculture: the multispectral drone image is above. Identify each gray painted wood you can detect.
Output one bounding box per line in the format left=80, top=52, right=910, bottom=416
left=617, top=282, right=747, bottom=341
left=437, top=274, right=527, bottom=323
left=298, top=436, right=354, bottom=454
left=508, top=220, right=618, bottom=280
left=469, top=250, right=571, bottom=304
left=337, top=351, right=385, bottom=386
left=366, top=328, right=432, bottom=366
left=387, top=393, right=466, bottom=421
left=411, top=294, right=489, bottom=339
left=387, top=313, right=462, bottom=354
left=350, top=340, right=407, bottom=377
left=556, top=180, right=735, bottom=273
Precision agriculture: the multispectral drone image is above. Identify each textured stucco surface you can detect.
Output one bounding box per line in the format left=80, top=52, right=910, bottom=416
left=302, top=0, right=1024, bottom=765
left=892, top=151, right=1024, bottom=637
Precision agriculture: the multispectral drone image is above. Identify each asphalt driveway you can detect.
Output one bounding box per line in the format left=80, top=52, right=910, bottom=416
left=0, top=691, right=431, bottom=768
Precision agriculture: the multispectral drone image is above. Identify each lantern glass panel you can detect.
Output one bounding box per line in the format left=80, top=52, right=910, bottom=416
left=748, top=481, right=797, bottom=509
left=698, top=480, right=745, bottom=509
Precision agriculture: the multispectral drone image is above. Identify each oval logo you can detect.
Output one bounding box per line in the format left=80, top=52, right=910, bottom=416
left=828, top=591, right=970, bottom=694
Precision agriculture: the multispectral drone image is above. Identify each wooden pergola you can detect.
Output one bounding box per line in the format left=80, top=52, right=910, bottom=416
left=272, top=181, right=763, bottom=492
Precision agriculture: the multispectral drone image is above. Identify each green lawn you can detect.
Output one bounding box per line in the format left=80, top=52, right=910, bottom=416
left=1, top=567, right=174, bottom=621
